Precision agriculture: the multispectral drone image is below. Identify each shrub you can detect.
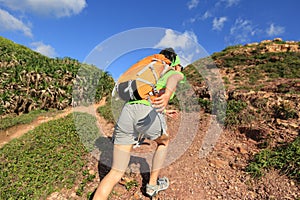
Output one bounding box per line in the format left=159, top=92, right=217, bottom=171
left=246, top=136, right=300, bottom=182
left=224, top=99, right=248, bottom=127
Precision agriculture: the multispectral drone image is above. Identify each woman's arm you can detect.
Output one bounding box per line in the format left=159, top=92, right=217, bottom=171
left=152, top=73, right=184, bottom=112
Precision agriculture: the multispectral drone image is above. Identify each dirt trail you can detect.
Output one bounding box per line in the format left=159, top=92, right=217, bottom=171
left=0, top=109, right=72, bottom=148
left=0, top=100, right=105, bottom=148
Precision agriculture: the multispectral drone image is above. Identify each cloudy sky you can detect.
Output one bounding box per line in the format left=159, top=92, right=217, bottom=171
left=0, top=0, right=299, bottom=77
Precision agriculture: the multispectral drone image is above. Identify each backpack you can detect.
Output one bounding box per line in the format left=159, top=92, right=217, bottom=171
left=113, top=54, right=173, bottom=102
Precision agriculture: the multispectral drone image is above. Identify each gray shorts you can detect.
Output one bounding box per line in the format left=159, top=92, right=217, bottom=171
left=113, top=103, right=166, bottom=145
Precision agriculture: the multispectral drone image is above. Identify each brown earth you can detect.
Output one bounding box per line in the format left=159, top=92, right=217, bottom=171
left=2, top=102, right=299, bottom=200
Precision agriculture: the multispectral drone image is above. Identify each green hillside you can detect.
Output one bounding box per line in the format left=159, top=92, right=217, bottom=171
left=0, top=36, right=114, bottom=116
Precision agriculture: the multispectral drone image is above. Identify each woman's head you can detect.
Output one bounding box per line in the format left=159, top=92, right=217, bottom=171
left=159, top=48, right=177, bottom=64
left=159, top=48, right=183, bottom=71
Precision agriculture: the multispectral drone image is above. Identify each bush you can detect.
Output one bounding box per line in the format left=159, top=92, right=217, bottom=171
left=198, top=98, right=212, bottom=113
left=224, top=99, right=248, bottom=127
left=246, top=136, right=300, bottom=182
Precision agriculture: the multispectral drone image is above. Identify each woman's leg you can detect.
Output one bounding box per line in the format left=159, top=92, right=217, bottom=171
left=148, top=136, right=169, bottom=185
left=93, top=144, right=132, bottom=200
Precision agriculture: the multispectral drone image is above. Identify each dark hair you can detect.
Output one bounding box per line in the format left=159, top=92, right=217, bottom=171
left=159, top=48, right=177, bottom=63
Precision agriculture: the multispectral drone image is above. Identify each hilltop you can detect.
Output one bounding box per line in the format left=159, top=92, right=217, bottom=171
left=211, top=38, right=299, bottom=148
left=0, top=37, right=299, bottom=199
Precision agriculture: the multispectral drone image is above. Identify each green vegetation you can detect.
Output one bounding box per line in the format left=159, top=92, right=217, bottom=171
left=214, top=42, right=300, bottom=184
left=0, top=109, right=45, bottom=130
left=124, top=180, right=139, bottom=191
left=224, top=99, right=248, bottom=126
left=212, top=45, right=300, bottom=91
left=0, top=109, right=70, bottom=131
left=76, top=170, right=96, bottom=197
left=0, top=36, right=115, bottom=116
left=73, top=112, right=101, bottom=152
left=182, top=63, right=205, bottom=84
left=227, top=51, right=300, bottom=79
left=222, top=76, right=230, bottom=84
left=0, top=112, right=98, bottom=199
left=198, top=98, right=212, bottom=113
left=97, top=102, right=115, bottom=124
left=260, top=53, right=300, bottom=78
left=246, top=136, right=300, bottom=182
left=97, top=95, right=123, bottom=124
left=0, top=36, right=113, bottom=199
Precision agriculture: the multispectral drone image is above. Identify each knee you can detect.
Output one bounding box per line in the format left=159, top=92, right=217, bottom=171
left=155, top=135, right=170, bottom=146
left=109, top=169, right=126, bottom=181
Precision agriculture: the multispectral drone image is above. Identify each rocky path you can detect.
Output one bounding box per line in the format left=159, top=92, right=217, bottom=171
left=59, top=109, right=299, bottom=200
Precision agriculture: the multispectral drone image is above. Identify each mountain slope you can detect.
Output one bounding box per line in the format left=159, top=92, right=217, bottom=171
left=0, top=36, right=114, bottom=116
left=185, top=38, right=299, bottom=148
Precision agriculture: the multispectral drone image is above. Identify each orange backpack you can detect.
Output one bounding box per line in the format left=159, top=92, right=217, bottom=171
left=113, top=54, right=173, bottom=101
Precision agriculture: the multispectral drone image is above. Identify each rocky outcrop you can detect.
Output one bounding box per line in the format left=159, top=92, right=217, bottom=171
left=245, top=38, right=300, bottom=53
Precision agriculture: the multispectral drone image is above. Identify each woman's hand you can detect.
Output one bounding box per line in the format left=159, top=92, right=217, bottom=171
left=152, top=73, right=184, bottom=113
left=151, top=92, right=170, bottom=112
left=166, top=109, right=179, bottom=119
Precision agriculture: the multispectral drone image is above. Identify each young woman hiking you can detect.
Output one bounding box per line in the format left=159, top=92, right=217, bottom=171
left=92, top=48, right=184, bottom=199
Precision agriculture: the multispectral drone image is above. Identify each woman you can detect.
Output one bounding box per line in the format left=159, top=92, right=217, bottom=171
left=93, top=48, right=184, bottom=199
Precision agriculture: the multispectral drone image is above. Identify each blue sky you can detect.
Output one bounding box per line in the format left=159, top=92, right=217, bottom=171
left=0, top=0, right=299, bottom=78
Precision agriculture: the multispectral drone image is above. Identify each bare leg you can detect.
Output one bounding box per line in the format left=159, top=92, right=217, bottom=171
left=149, top=136, right=169, bottom=185
left=93, top=144, right=132, bottom=200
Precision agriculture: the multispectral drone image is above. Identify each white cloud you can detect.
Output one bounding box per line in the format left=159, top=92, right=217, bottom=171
left=187, top=0, right=199, bottom=10
left=0, top=8, right=33, bottom=37
left=216, top=0, right=240, bottom=8
left=184, top=11, right=212, bottom=26
left=154, top=29, right=198, bottom=49
left=266, top=23, right=285, bottom=36
left=31, top=41, right=57, bottom=58
left=0, top=0, right=87, bottom=18
left=154, top=29, right=208, bottom=66
left=212, top=17, right=227, bottom=31
left=202, top=11, right=212, bottom=20
left=226, top=18, right=259, bottom=45
left=225, top=0, right=240, bottom=7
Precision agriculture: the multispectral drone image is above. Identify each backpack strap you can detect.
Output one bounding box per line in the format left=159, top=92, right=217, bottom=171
left=160, top=61, right=172, bottom=77
left=123, top=80, right=135, bottom=100
left=136, top=60, right=156, bottom=76
left=136, top=78, right=155, bottom=87
left=146, top=96, right=167, bottom=135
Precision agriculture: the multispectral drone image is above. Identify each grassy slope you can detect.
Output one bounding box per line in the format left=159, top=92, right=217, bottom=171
left=0, top=112, right=98, bottom=199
